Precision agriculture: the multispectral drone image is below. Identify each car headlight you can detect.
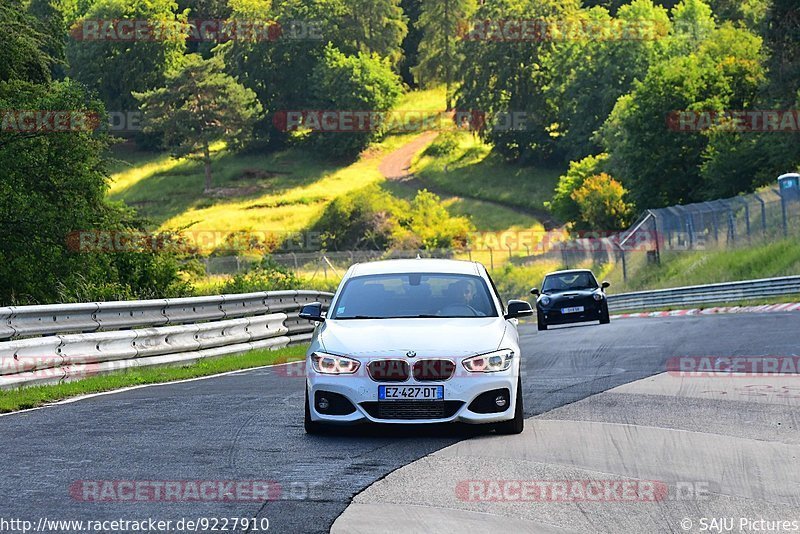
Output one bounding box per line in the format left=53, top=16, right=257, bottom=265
left=540, top=296, right=551, bottom=306
left=593, top=293, right=603, bottom=301
left=462, top=349, right=515, bottom=373
left=311, top=352, right=360, bottom=374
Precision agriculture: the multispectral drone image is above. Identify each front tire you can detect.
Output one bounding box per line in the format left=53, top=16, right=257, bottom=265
left=495, top=377, right=524, bottom=435
left=537, top=309, right=548, bottom=331
left=599, top=303, right=610, bottom=324
left=304, top=387, right=327, bottom=435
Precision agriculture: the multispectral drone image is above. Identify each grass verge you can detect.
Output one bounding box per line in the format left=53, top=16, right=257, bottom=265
left=604, top=237, right=800, bottom=293
left=412, top=132, right=563, bottom=219
left=0, top=344, right=308, bottom=414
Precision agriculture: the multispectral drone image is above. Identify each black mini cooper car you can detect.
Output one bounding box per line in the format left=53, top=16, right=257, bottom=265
left=531, top=269, right=610, bottom=331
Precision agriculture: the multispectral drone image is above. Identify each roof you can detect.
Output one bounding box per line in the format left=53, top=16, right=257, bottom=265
left=349, top=258, right=481, bottom=277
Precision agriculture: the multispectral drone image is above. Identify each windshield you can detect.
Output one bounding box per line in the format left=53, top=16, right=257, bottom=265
left=330, top=273, right=497, bottom=319
left=542, top=272, right=598, bottom=293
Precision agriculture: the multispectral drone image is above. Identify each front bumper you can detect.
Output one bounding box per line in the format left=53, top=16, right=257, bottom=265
left=539, top=301, right=604, bottom=324
left=307, top=369, right=518, bottom=425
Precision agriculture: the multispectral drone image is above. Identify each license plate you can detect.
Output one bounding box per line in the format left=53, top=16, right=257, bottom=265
left=379, top=385, right=444, bottom=400
left=561, top=306, right=585, bottom=314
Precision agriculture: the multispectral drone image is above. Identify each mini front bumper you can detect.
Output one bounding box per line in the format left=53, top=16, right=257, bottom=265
left=539, top=301, right=604, bottom=324
left=307, top=369, right=518, bottom=425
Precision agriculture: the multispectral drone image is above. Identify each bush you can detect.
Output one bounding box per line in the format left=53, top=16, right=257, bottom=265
left=310, top=186, right=473, bottom=251
left=395, top=190, right=472, bottom=250
left=424, top=132, right=459, bottom=157
left=570, top=173, right=634, bottom=232
left=220, top=256, right=300, bottom=293
left=309, top=44, right=403, bottom=158
left=548, top=153, right=609, bottom=225
left=311, top=185, right=403, bottom=250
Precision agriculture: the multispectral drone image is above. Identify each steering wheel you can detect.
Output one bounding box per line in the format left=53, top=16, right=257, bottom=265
left=437, top=304, right=482, bottom=317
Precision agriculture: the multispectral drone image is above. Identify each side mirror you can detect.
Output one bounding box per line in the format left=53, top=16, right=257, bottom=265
left=601, top=281, right=610, bottom=290
left=505, top=300, right=534, bottom=320
left=530, top=288, right=540, bottom=296
left=299, top=302, right=325, bottom=322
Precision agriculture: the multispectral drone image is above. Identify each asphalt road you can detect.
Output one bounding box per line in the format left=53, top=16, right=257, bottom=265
left=1, top=313, right=798, bottom=533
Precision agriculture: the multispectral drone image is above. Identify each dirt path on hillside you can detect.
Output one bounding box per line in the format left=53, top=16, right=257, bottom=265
left=378, top=132, right=561, bottom=231
left=378, top=131, right=439, bottom=179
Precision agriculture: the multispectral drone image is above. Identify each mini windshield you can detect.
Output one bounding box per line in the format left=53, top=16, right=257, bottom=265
left=330, top=273, right=498, bottom=319
left=542, top=272, right=598, bottom=293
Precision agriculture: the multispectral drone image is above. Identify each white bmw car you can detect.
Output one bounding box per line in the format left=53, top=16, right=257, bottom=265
left=300, top=259, right=533, bottom=435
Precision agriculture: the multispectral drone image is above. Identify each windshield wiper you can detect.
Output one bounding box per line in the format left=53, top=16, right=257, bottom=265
left=336, top=315, right=386, bottom=320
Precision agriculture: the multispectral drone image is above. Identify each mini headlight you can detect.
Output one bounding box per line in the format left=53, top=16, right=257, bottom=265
left=311, top=352, right=360, bottom=375
left=462, top=349, right=514, bottom=373
left=593, top=293, right=603, bottom=301
left=540, top=296, right=551, bottom=306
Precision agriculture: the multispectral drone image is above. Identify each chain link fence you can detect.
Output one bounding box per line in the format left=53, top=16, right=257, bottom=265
left=617, top=185, right=800, bottom=281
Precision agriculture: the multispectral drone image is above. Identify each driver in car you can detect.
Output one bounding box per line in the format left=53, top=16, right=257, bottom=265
left=438, top=279, right=482, bottom=316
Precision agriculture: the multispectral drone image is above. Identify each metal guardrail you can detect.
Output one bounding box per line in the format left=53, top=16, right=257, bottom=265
left=0, top=290, right=333, bottom=389
left=607, top=276, right=800, bottom=312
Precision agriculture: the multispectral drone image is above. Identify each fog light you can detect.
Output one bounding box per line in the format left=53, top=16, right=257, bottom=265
left=495, top=395, right=507, bottom=408
left=317, top=397, right=330, bottom=411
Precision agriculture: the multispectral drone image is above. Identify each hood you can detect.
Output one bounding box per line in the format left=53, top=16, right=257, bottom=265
left=318, top=317, right=506, bottom=358
left=543, top=289, right=600, bottom=300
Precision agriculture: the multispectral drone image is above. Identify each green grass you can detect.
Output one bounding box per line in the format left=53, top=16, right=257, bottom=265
left=393, top=86, right=447, bottom=113
left=605, top=237, right=800, bottom=293
left=0, top=344, right=308, bottom=413
left=412, top=132, right=563, bottom=218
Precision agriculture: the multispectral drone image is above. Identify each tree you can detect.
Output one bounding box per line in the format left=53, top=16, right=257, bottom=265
left=0, top=79, right=190, bottom=304
left=545, top=1, right=670, bottom=160
left=761, top=0, right=800, bottom=105
left=135, top=53, right=262, bottom=193
left=0, top=0, right=56, bottom=84
left=222, top=0, right=349, bottom=147
left=456, top=0, right=582, bottom=163
left=341, top=0, right=408, bottom=64
left=308, top=44, right=402, bottom=157
left=599, top=22, right=765, bottom=207
left=399, top=0, right=423, bottom=85
left=27, top=0, right=69, bottom=79
left=570, top=173, right=633, bottom=231
left=412, top=0, right=476, bottom=110
left=67, top=0, right=187, bottom=112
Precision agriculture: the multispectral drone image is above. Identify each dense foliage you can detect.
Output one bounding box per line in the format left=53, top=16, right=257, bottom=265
left=310, top=186, right=473, bottom=250
left=0, top=1, right=190, bottom=304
